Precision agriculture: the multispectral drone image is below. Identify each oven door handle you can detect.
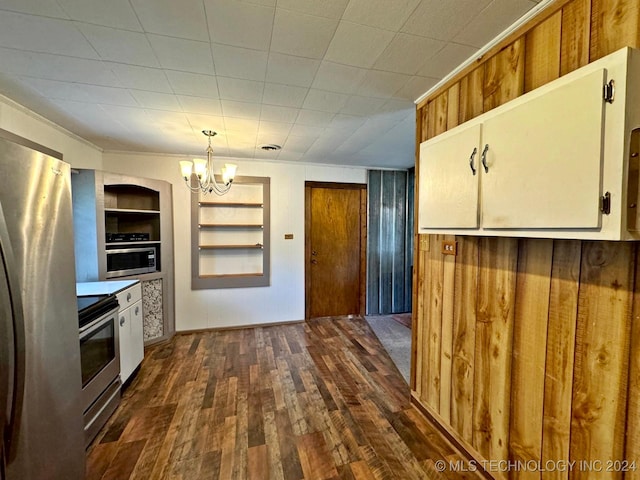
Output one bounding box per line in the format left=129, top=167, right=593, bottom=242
left=79, top=309, right=118, bottom=338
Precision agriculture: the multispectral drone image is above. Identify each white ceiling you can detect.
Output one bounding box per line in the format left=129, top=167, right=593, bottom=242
left=0, top=0, right=542, bottom=168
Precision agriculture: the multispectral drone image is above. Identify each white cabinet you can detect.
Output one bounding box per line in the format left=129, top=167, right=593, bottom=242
left=116, top=283, right=143, bottom=383
left=419, top=123, right=481, bottom=228
left=481, top=68, right=605, bottom=229
left=418, top=47, right=640, bottom=240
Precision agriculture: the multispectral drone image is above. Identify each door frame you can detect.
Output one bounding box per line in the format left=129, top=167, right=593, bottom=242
left=304, top=181, right=367, bottom=320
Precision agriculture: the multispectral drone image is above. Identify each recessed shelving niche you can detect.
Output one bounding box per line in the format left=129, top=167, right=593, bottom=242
left=191, top=176, right=270, bottom=289
left=71, top=170, right=175, bottom=346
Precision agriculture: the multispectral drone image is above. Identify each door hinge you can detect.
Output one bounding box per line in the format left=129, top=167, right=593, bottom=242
left=603, top=79, right=615, bottom=103
left=600, top=191, right=611, bottom=215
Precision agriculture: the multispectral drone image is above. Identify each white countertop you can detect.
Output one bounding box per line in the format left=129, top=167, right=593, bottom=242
left=76, top=279, right=140, bottom=296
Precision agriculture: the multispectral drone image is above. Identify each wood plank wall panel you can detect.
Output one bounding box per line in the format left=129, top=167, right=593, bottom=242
left=413, top=242, right=426, bottom=393
left=569, top=242, right=635, bottom=480
left=524, top=12, right=562, bottom=92
left=508, top=239, right=553, bottom=479
left=412, top=1, right=640, bottom=479
left=541, top=240, right=581, bottom=480
left=560, top=0, right=592, bottom=74
left=590, top=0, right=640, bottom=61
left=625, top=257, right=640, bottom=480
left=422, top=234, right=444, bottom=407
left=430, top=93, right=448, bottom=139
left=483, top=39, right=525, bottom=112
left=451, top=236, right=479, bottom=444
left=447, top=83, right=460, bottom=130
left=472, top=238, right=518, bottom=470
left=439, top=243, right=455, bottom=424
left=459, top=66, right=485, bottom=123
left=411, top=104, right=427, bottom=392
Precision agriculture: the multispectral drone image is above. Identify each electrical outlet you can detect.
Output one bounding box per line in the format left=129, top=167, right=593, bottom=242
left=442, top=240, right=457, bottom=256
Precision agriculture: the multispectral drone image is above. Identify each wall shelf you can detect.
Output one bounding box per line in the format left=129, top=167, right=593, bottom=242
left=104, top=208, right=161, bottom=214
left=192, top=175, right=270, bottom=289
left=199, top=202, right=263, bottom=207
left=199, top=273, right=264, bottom=279
left=199, top=244, right=264, bottom=249
left=198, top=223, right=263, bottom=228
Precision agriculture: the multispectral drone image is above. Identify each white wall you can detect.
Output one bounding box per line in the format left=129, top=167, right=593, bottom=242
left=103, top=151, right=368, bottom=330
left=0, top=95, right=102, bottom=169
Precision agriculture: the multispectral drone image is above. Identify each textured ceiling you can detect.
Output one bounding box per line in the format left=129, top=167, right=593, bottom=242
left=0, top=0, right=543, bottom=168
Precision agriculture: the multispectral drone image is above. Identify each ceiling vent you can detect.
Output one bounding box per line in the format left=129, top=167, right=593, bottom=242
left=260, top=144, right=281, bottom=151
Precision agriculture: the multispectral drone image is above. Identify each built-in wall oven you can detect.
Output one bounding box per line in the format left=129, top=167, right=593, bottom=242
left=77, top=294, right=121, bottom=447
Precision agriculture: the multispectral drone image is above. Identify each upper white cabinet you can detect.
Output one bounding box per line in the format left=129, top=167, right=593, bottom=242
left=418, top=47, right=640, bottom=240
left=419, top=123, right=481, bottom=229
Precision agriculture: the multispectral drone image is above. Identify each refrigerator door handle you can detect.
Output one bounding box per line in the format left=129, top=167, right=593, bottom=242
left=0, top=202, right=25, bottom=463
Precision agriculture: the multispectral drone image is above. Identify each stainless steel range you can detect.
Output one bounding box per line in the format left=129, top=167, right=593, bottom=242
left=77, top=294, right=121, bottom=447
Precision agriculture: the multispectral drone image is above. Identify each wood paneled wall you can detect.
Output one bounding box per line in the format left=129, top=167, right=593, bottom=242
left=412, top=1, right=640, bottom=479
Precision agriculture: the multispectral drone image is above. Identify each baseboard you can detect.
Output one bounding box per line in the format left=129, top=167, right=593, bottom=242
left=410, top=392, right=495, bottom=480
left=176, top=318, right=305, bottom=334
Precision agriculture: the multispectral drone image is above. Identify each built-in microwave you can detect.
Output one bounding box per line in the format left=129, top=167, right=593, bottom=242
left=105, top=246, right=156, bottom=278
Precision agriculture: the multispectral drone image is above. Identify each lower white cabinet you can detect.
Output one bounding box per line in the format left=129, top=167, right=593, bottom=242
left=116, top=283, right=144, bottom=383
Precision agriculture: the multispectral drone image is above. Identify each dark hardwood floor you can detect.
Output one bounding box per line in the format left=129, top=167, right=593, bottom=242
left=86, top=316, right=481, bottom=479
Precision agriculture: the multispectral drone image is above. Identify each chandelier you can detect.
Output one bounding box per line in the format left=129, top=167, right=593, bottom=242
left=179, top=130, right=237, bottom=195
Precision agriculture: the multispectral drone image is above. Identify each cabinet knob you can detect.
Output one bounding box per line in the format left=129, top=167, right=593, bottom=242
left=135, top=306, right=139, bottom=315
left=127, top=292, right=132, bottom=302
left=120, top=316, right=125, bottom=326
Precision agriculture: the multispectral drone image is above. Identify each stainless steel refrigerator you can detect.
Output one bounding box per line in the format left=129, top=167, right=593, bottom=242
left=0, top=129, right=85, bottom=479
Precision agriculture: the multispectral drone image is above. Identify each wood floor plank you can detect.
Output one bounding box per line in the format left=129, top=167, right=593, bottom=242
left=100, top=440, right=146, bottom=480
left=86, top=316, right=483, bottom=480
left=247, top=445, right=268, bottom=480
left=297, top=431, right=340, bottom=479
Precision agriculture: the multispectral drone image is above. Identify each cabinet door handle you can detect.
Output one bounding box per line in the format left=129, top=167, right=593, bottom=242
left=135, top=306, right=139, bottom=316
left=469, top=147, right=477, bottom=175
left=481, top=144, right=489, bottom=173
left=120, top=316, right=125, bottom=326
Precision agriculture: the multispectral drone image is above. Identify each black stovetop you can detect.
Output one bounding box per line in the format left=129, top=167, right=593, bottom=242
left=77, top=294, right=119, bottom=328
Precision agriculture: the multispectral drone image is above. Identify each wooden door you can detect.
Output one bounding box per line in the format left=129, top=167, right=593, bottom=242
left=305, top=183, right=366, bottom=319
